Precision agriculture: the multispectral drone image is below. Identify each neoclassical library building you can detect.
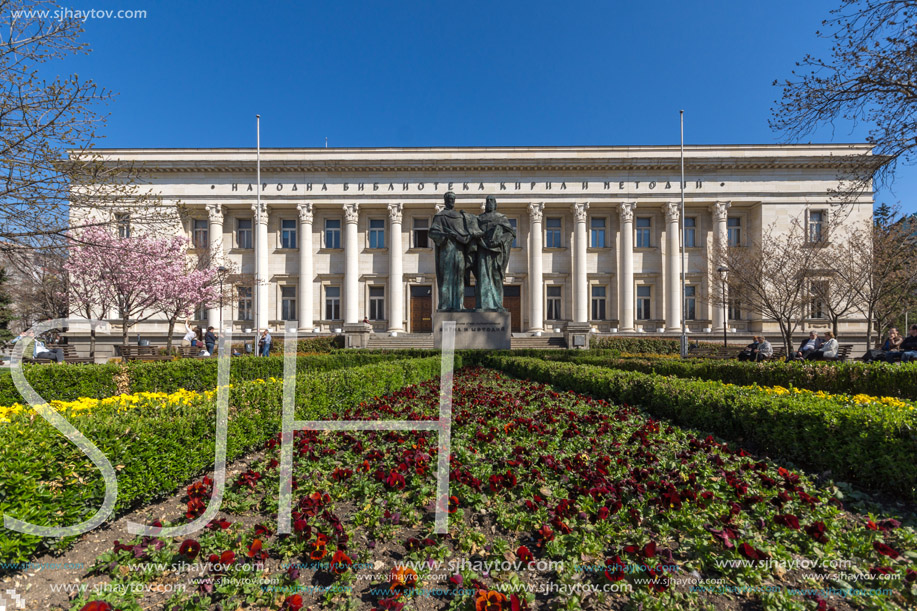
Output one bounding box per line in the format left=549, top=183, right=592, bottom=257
left=76, top=144, right=873, bottom=342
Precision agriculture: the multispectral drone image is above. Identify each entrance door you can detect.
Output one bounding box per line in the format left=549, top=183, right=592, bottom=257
left=410, top=285, right=433, bottom=333
left=503, top=285, right=522, bottom=332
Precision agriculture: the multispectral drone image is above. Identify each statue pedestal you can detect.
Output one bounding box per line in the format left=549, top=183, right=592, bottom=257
left=433, top=311, right=511, bottom=350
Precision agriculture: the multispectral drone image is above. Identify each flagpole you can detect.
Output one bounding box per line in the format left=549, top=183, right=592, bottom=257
left=256, top=114, right=261, bottom=329
left=680, top=110, right=688, bottom=358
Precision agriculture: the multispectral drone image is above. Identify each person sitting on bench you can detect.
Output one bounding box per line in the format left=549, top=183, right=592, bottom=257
left=737, top=336, right=760, bottom=361
left=11, top=330, right=64, bottom=363
left=807, top=331, right=838, bottom=360
left=789, top=331, right=822, bottom=361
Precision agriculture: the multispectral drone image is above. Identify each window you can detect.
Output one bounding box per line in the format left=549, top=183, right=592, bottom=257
left=808, top=211, right=825, bottom=243
left=636, top=217, right=651, bottom=248
left=546, top=286, right=562, bottom=320
left=280, top=219, right=297, bottom=249
left=727, top=217, right=741, bottom=246
left=591, top=286, right=606, bottom=320
left=115, top=213, right=131, bottom=238
left=237, top=286, right=253, bottom=321
left=325, top=219, right=341, bottom=249
left=281, top=286, right=297, bottom=321
left=545, top=217, right=562, bottom=248
left=636, top=285, right=651, bottom=320
left=193, top=219, right=209, bottom=249
left=369, top=286, right=385, bottom=320
left=684, top=217, right=696, bottom=248
left=325, top=286, right=341, bottom=320
left=369, top=219, right=385, bottom=249
left=508, top=218, right=519, bottom=248
left=809, top=280, right=828, bottom=319
left=728, top=300, right=742, bottom=321
left=684, top=285, right=696, bottom=320
left=236, top=218, right=253, bottom=249
left=590, top=217, right=606, bottom=248
left=193, top=303, right=207, bottom=321
left=413, top=218, right=429, bottom=248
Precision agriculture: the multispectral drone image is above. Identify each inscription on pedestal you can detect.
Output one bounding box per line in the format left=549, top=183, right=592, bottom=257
left=433, top=311, right=511, bottom=350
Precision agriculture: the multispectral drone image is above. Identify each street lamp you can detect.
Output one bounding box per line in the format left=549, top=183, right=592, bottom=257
left=717, top=265, right=728, bottom=348
left=217, top=266, right=227, bottom=336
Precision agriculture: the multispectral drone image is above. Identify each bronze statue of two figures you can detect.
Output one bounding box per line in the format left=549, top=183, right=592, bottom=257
left=430, top=192, right=515, bottom=312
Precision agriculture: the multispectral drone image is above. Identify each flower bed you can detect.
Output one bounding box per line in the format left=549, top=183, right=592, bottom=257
left=69, top=368, right=916, bottom=611
left=564, top=355, right=917, bottom=401
left=483, top=356, right=917, bottom=501
left=0, top=357, right=446, bottom=564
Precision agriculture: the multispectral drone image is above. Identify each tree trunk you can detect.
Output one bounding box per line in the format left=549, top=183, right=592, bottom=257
left=831, top=315, right=840, bottom=339
left=122, top=315, right=130, bottom=349
left=166, top=317, right=177, bottom=353
left=89, top=326, right=96, bottom=361
left=865, top=306, right=874, bottom=348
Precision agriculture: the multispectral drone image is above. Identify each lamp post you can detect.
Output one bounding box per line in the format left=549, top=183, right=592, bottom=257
left=217, top=266, right=227, bottom=335
left=717, top=265, right=728, bottom=348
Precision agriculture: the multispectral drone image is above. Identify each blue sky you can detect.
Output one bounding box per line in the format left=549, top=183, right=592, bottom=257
left=54, top=0, right=916, bottom=213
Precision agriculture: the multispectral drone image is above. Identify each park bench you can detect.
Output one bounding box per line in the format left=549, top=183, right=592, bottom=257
left=23, top=344, right=93, bottom=365
left=825, top=344, right=853, bottom=362
left=119, top=345, right=172, bottom=362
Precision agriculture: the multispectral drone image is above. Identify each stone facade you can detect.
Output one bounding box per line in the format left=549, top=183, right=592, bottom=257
left=70, top=144, right=874, bottom=338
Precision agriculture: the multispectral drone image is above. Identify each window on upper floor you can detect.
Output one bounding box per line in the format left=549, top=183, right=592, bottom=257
left=325, top=219, right=341, bottom=249
left=591, top=217, right=606, bottom=248
left=545, top=217, right=562, bottom=248
left=280, top=219, right=297, bottom=249
left=636, top=217, right=652, bottom=248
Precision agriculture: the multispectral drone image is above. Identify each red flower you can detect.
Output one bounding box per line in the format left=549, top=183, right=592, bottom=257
left=178, top=539, right=201, bottom=560
left=738, top=542, right=768, bottom=562
left=805, top=521, right=828, bottom=543
left=247, top=538, right=265, bottom=559
left=79, top=603, right=114, bottom=611
left=516, top=545, right=533, bottom=564
left=219, top=550, right=235, bottom=565
left=536, top=524, right=554, bottom=547
left=448, top=495, right=459, bottom=513
left=281, top=594, right=304, bottom=610
left=873, top=541, right=899, bottom=559
left=642, top=541, right=657, bottom=559
left=509, top=593, right=529, bottom=611
left=308, top=538, right=327, bottom=560
left=475, top=589, right=507, bottom=611
left=774, top=514, right=800, bottom=530
left=596, top=506, right=610, bottom=520
left=331, top=549, right=353, bottom=574
left=604, top=555, right=625, bottom=582
left=389, top=566, right=418, bottom=597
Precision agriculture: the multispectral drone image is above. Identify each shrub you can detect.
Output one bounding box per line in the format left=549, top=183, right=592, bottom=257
left=0, top=364, right=121, bottom=405
left=0, top=356, right=450, bottom=564
left=482, top=356, right=917, bottom=501
left=568, top=356, right=917, bottom=401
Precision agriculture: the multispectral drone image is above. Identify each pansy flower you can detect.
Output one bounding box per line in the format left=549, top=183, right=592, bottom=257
left=177, top=538, right=201, bottom=560
left=389, top=566, right=418, bottom=597
left=475, top=589, right=507, bottom=611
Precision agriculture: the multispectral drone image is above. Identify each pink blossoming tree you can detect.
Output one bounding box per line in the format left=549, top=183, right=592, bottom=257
left=66, top=227, right=218, bottom=348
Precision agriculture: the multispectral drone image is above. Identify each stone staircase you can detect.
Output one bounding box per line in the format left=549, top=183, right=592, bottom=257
left=364, top=333, right=568, bottom=350
left=510, top=335, right=567, bottom=349
left=365, top=333, right=434, bottom=350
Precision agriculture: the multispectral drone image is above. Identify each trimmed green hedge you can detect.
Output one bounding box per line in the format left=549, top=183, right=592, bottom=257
left=567, top=356, right=917, bottom=401
left=0, top=356, right=450, bottom=564
left=0, top=353, right=401, bottom=405
left=126, top=353, right=396, bottom=393
left=482, top=356, right=917, bottom=501
left=587, top=336, right=742, bottom=353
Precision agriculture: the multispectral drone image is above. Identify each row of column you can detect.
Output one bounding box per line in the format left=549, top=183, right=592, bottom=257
left=206, top=200, right=732, bottom=333
left=206, top=202, right=407, bottom=332
left=527, top=201, right=731, bottom=332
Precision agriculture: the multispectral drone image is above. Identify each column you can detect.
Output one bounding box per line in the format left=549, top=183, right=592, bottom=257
left=712, top=201, right=731, bottom=332
left=297, top=203, right=314, bottom=331
left=573, top=202, right=589, bottom=323
left=387, top=203, right=404, bottom=332
left=665, top=202, right=682, bottom=332
left=618, top=202, right=636, bottom=332
left=206, top=204, right=224, bottom=329
left=528, top=203, right=544, bottom=332
left=343, top=203, right=360, bottom=324
left=252, top=201, right=269, bottom=330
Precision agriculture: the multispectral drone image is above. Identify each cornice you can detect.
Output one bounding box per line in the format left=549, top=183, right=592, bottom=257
left=70, top=144, right=878, bottom=175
